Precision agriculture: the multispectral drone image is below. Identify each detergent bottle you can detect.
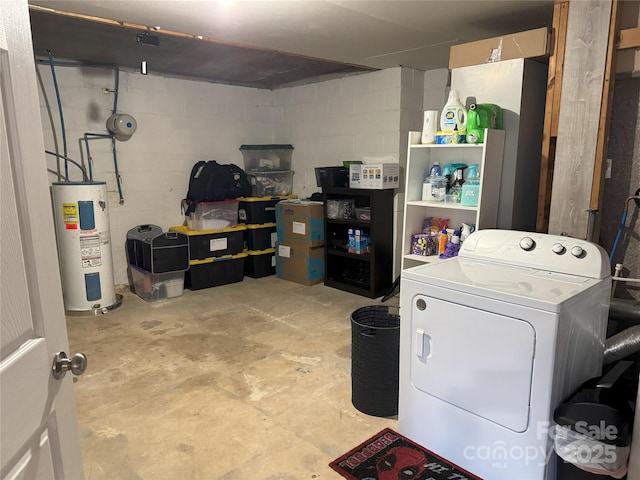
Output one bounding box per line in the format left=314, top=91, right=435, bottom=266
left=440, top=90, right=467, bottom=133
left=466, top=103, right=503, bottom=144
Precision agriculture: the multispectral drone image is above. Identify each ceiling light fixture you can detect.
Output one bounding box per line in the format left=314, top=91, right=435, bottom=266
left=136, top=32, right=160, bottom=46
left=141, top=60, right=148, bottom=75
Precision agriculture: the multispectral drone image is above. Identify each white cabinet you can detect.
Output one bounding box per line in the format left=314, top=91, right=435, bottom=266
left=401, top=129, right=505, bottom=270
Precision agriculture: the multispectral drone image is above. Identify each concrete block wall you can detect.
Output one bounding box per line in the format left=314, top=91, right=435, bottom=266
left=274, top=67, right=437, bottom=276
left=38, top=64, right=443, bottom=286
left=38, top=65, right=277, bottom=285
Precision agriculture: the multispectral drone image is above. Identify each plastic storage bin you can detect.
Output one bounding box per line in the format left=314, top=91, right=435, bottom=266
left=245, top=248, right=276, bottom=278
left=247, top=171, right=293, bottom=197
left=354, top=207, right=371, bottom=222
left=126, top=224, right=189, bottom=274
left=244, top=223, right=277, bottom=251
left=169, top=225, right=246, bottom=261
left=315, top=166, right=349, bottom=188
left=238, top=195, right=297, bottom=224
left=351, top=305, right=400, bottom=417
left=129, top=264, right=185, bottom=301
left=240, top=144, right=293, bottom=172
left=181, top=199, right=239, bottom=231
left=185, top=253, right=247, bottom=290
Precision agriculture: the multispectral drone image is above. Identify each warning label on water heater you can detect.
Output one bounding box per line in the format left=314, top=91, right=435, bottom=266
left=80, top=234, right=102, bottom=267
left=63, top=203, right=78, bottom=230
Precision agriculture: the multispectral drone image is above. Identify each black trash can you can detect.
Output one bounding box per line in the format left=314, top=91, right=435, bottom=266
left=351, top=305, right=400, bottom=417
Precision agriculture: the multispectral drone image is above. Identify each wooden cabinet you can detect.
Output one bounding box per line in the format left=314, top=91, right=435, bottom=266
left=401, top=129, right=505, bottom=271
left=323, top=187, right=394, bottom=298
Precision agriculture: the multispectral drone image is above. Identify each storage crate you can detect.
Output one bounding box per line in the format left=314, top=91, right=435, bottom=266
left=129, top=264, right=185, bottom=302
left=240, top=144, right=293, bottom=172
left=181, top=199, right=239, bottom=230
left=238, top=195, right=297, bottom=224
left=247, top=171, right=293, bottom=197
left=169, top=225, right=246, bottom=260
left=244, top=223, right=277, bottom=251
left=126, top=225, right=189, bottom=274
left=245, top=248, right=276, bottom=278
left=185, top=253, right=247, bottom=290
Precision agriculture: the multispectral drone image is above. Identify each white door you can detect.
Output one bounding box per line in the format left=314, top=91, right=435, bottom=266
left=1, top=2, right=84, bottom=478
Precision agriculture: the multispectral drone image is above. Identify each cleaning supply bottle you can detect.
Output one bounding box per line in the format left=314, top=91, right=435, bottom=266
left=460, top=223, right=472, bottom=243
left=440, top=90, right=467, bottom=133
left=466, top=103, right=503, bottom=144
left=422, top=162, right=443, bottom=201
left=449, top=165, right=467, bottom=202
left=438, top=229, right=448, bottom=256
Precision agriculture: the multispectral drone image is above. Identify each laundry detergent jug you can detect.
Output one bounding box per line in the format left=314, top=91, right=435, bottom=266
left=466, top=103, right=503, bottom=144
left=440, top=90, right=467, bottom=133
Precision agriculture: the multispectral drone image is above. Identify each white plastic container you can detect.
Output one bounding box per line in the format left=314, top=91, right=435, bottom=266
left=440, top=90, right=467, bottom=133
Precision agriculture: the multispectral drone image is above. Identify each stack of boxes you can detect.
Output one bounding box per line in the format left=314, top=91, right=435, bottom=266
left=238, top=145, right=297, bottom=279
left=169, top=201, right=247, bottom=290
left=126, top=225, right=190, bottom=301
left=275, top=199, right=325, bottom=285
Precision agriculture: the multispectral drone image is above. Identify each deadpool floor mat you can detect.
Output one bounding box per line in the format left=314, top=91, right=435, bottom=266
left=329, top=428, right=482, bottom=480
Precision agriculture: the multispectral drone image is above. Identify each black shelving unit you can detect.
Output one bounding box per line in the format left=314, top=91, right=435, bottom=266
left=323, top=187, right=394, bottom=298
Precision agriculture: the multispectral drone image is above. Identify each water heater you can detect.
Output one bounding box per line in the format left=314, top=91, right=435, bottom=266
left=51, top=182, right=117, bottom=313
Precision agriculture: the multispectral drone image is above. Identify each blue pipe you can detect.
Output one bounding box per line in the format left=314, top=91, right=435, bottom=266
left=35, top=57, right=117, bottom=68
left=83, top=133, right=112, bottom=181
left=47, top=51, right=68, bottom=180
left=37, top=55, right=124, bottom=202
left=610, top=209, right=628, bottom=264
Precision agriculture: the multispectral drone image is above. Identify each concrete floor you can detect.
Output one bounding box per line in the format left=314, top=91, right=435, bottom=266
left=66, top=277, right=399, bottom=480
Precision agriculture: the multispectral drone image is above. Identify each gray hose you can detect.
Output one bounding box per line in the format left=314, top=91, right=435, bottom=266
left=604, top=325, right=640, bottom=365
left=609, top=298, right=640, bottom=323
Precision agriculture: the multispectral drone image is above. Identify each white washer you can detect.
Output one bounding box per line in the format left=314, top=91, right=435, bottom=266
left=399, top=229, right=611, bottom=480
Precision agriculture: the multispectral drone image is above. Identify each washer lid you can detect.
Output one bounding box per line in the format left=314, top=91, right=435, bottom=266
left=402, top=257, right=602, bottom=312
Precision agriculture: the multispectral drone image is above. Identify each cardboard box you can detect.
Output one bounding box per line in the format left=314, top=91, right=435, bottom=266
left=449, top=27, right=550, bottom=70
left=350, top=163, right=400, bottom=189
left=275, top=242, right=324, bottom=286
left=275, top=200, right=324, bottom=247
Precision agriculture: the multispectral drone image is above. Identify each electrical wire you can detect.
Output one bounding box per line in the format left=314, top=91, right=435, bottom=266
left=45, top=150, right=88, bottom=181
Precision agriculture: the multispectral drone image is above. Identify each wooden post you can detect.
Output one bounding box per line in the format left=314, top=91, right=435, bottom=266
left=590, top=0, right=620, bottom=241
left=536, top=0, right=569, bottom=233
left=547, top=0, right=614, bottom=238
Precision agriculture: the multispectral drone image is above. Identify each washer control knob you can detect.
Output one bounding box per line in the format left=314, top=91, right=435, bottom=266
left=519, top=237, right=535, bottom=251
left=552, top=243, right=566, bottom=255
left=571, top=246, right=584, bottom=258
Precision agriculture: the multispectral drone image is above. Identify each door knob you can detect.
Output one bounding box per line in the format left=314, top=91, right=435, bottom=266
left=52, top=352, right=87, bottom=380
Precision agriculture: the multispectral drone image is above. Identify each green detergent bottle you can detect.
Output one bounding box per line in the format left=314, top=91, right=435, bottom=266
left=466, top=103, right=503, bottom=144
